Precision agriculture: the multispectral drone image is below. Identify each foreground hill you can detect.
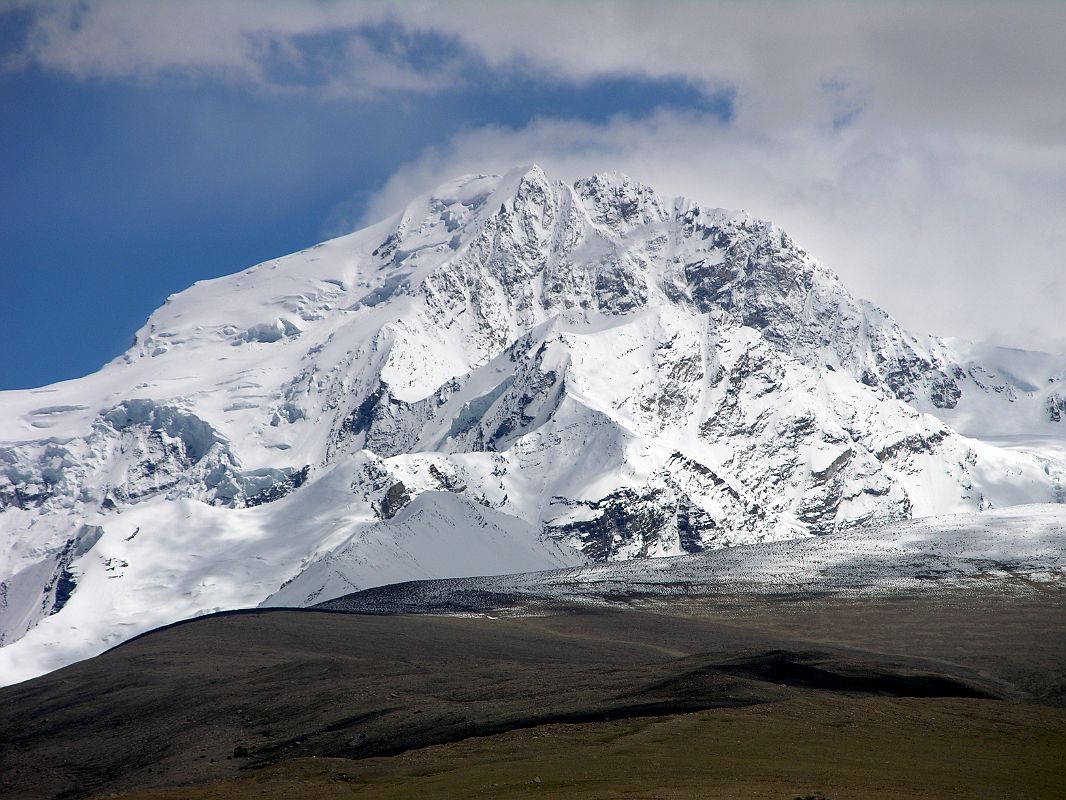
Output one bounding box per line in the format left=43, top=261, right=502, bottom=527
left=91, top=699, right=1066, bottom=800
left=1, top=591, right=1064, bottom=800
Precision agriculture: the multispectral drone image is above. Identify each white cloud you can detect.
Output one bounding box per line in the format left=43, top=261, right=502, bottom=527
left=10, top=2, right=1066, bottom=141
left=357, top=110, right=1066, bottom=351
left=5, top=1, right=457, bottom=97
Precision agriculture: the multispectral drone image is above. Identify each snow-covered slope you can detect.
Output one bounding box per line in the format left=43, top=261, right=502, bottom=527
left=0, top=464, right=575, bottom=685
left=2, top=165, right=1065, bottom=684
left=319, top=504, right=1066, bottom=610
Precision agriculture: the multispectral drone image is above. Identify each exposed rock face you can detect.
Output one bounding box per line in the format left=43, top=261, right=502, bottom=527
left=1, top=399, right=306, bottom=513
left=1, top=164, right=1064, bottom=683
left=1048, top=393, right=1066, bottom=423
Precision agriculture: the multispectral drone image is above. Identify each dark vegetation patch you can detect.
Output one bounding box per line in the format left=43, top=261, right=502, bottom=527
left=106, top=697, right=1066, bottom=800
left=0, top=592, right=1063, bottom=799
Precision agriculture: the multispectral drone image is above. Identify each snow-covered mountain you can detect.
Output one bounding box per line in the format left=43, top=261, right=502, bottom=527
left=2, top=165, right=1065, bottom=684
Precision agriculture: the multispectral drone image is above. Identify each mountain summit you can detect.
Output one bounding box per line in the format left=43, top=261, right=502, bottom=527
left=2, top=165, right=1064, bottom=683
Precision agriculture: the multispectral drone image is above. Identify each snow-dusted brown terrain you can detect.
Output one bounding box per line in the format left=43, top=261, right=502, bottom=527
left=319, top=504, right=1066, bottom=613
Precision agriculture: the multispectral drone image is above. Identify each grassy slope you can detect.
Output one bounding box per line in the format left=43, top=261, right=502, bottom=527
left=110, top=697, right=1066, bottom=800
left=2, top=589, right=1062, bottom=799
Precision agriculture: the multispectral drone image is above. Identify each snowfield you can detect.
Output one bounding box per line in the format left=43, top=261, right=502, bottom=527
left=2, top=165, right=1065, bottom=685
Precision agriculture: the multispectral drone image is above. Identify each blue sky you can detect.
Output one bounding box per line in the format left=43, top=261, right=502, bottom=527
left=0, top=14, right=728, bottom=389
left=2, top=2, right=1064, bottom=389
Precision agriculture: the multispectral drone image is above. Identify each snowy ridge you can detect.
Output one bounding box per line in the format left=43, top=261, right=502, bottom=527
left=2, top=165, right=1065, bottom=684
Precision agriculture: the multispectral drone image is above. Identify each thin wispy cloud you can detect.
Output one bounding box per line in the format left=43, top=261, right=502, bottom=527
left=5, top=3, right=473, bottom=98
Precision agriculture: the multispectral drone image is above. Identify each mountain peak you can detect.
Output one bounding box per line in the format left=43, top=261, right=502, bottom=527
left=1, top=164, right=1064, bottom=686
left=573, top=170, right=669, bottom=233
